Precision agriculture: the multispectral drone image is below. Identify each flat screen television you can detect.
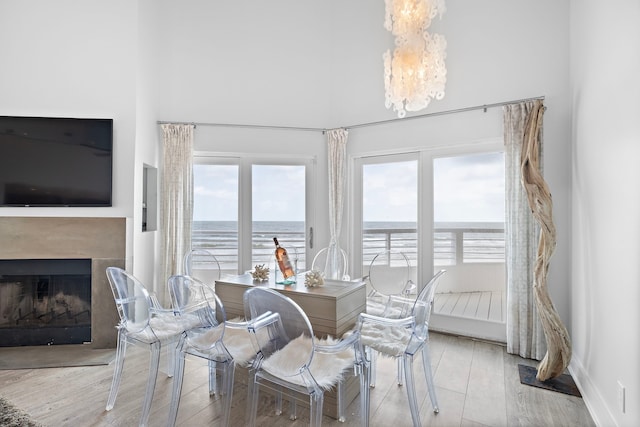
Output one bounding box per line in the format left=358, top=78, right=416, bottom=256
left=0, top=116, right=113, bottom=207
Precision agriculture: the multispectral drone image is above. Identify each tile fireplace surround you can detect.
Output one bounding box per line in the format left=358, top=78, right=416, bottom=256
left=0, top=217, right=125, bottom=349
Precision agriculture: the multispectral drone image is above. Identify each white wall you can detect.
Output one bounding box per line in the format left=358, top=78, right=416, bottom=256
left=0, top=1, right=162, bottom=288
left=0, top=0, right=137, bottom=220
left=134, top=0, right=163, bottom=287
left=570, top=1, right=640, bottom=426
left=154, top=0, right=335, bottom=127
left=151, top=1, right=573, bottom=331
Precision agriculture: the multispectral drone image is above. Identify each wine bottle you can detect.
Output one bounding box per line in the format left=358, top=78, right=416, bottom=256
left=273, top=237, right=295, bottom=279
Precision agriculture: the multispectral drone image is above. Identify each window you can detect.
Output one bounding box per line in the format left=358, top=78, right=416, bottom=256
left=251, top=164, right=306, bottom=269
left=193, top=163, right=239, bottom=275
left=431, top=150, right=506, bottom=339
left=353, top=142, right=506, bottom=340
left=361, top=157, right=418, bottom=284
left=193, top=156, right=313, bottom=275
left=433, top=152, right=505, bottom=266
left=353, top=153, right=419, bottom=286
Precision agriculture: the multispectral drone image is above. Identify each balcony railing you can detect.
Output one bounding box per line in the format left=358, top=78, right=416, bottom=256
left=434, top=225, right=505, bottom=265
left=191, top=223, right=504, bottom=272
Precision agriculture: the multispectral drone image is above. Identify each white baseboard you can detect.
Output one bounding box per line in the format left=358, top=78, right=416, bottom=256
left=569, top=356, right=617, bottom=427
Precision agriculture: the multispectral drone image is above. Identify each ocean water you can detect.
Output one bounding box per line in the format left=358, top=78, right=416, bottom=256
left=192, top=220, right=420, bottom=232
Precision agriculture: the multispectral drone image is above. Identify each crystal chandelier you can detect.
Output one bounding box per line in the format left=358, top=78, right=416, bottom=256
left=383, top=0, right=447, bottom=118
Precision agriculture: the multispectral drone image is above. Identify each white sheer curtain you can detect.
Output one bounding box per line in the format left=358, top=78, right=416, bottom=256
left=324, top=128, right=348, bottom=279
left=504, top=101, right=546, bottom=360
left=159, top=124, right=194, bottom=305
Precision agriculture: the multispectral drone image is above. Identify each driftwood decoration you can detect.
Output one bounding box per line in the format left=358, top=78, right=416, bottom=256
left=520, top=100, right=572, bottom=381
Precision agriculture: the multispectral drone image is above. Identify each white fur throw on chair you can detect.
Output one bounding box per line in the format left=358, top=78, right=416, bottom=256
left=262, top=334, right=354, bottom=390
left=359, top=323, right=411, bottom=357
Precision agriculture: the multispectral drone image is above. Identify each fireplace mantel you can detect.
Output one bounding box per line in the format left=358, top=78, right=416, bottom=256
left=0, top=217, right=126, bottom=348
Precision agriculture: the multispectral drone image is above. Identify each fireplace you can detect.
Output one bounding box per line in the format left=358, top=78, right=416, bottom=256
left=0, top=259, right=93, bottom=347
left=0, top=217, right=127, bottom=348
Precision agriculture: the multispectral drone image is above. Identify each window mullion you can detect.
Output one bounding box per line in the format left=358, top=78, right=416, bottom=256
left=238, top=157, right=253, bottom=274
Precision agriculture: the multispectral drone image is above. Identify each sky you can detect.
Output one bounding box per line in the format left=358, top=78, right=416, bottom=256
left=433, top=151, right=505, bottom=223
left=193, top=164, right=305, bottom=222
left=193, top=151, right=505, bottom=223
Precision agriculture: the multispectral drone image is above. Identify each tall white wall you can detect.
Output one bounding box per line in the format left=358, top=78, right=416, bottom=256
left=0, top=0, right=137, bottom=220
left=154, top=0, right=335, bottom=127
left=0, top=1, right=162, bottom=288
left=152, top=0, right=572, bottom=329
left=570, top=1, right=640, bottom=426
left=134, top=0, right=163, bottom=288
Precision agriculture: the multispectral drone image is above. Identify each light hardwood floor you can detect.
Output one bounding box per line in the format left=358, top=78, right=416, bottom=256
left=0, top=332, right=594, bottom=427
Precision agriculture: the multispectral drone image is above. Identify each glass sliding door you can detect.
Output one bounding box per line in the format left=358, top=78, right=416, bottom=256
left=251, top=164, right=307, bottom=270
left=359, top=155, right=418, bottom=289
left=353, top=144, right=506, bottom=341
left=432, top=151, right=506, bottom=338
left=192, top=163, right=239, bottom=276
left=193, top=157, right=313, bottom=276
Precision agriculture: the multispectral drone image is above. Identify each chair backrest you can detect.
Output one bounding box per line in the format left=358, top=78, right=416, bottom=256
left=411, top=270, right=446, bottom=340
left=168, top=274, right=209, bottom=311
left=243, top=287, right=314, bottom=371
left=367, top=249, right=412, bottom=296
left=168, top=274, right=227, bottom=351
left=311, top=246, right=349, bottom=280
left=183, top=249, right=221, bottom=282
left=105, top=267, right=152, bottom=333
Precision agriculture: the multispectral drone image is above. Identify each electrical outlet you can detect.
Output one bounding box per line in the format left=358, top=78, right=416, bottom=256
left=617, top=381, right=626, bottom=413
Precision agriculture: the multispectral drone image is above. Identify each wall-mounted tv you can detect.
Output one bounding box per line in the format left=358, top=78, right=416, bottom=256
left=0, top=116, right=113, bottom=207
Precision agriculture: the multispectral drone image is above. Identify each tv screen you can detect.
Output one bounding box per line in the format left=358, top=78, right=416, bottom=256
left=0, top=116, right=113, bottom=207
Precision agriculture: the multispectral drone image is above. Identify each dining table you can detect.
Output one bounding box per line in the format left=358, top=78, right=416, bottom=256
left=215, top=272, right=366, bottom=338
left=214, top=271, right=367, bottom=419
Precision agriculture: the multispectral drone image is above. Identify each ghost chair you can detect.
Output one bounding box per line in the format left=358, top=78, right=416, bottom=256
left=243, top=287, right=369, bottom=427
left=357, top=269, right=446, bottom=427
left=183, top=248, right=222, bottom=285
left=173, top=249, right=222, bottom=375
left=159, top=250, right=221, bottom=380
left=310, top=246, right=350, bottom=280
left=105, top=267, right=198, bottom=427
left=167, top=275, right=258, bottom=427
left=364, top=249, right=415, bottom=387
left=365, top=249, right=415, bottom=316
left=168, top=274, right=258, bottom=391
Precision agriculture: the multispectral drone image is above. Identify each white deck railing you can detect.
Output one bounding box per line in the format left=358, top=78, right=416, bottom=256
left=192, top=223, right=505, bottom=272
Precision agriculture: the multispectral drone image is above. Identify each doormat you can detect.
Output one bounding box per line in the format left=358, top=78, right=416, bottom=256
left=0, top=344, right=115, bottom=370
left=518, top=364, right=582, bottom=397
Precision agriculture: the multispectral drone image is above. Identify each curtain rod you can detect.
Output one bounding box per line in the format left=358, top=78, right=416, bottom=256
left=344, top=96, right=545, bottom=130
left=156, top=120, right=325, bottom=133
left=156, top=96, right=545, bottom=133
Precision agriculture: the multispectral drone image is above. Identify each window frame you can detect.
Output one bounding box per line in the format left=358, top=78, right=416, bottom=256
left=193, top=152, right=316, bottom=274
left=350, top=138, right=503, bottom=290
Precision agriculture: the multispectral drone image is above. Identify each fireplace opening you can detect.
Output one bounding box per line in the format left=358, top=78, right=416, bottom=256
left=0, top=259, right=92, bottom=347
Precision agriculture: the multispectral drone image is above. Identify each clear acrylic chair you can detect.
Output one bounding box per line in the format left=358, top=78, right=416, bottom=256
left=183, top=248, right=222, bottom=285
left=105, top=267, right=198, bottom=427
left=167, top=274, right=257, bottom=427
left=311, top=246, right=349, bottom=280
left=243, top=287, right=369, bottom=427
left=366, top=249, right=414, bottom=315
left=358, top=270, right=446, bottom=427
left=365, top=249, right=414, bottom=386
